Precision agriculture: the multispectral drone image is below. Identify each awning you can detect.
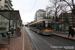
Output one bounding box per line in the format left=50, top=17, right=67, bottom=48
left=0, top=10, right=21, bottom=20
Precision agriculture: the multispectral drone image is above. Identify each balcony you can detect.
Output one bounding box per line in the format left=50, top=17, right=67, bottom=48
left=4, top=3, right=8, bottom=6
left=8, top=0, right=13, bottom=6
left=4, top=7, right=9, bottom=10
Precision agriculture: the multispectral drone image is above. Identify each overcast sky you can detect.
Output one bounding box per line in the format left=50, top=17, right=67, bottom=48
left=12, top=0, right=49, bottom=25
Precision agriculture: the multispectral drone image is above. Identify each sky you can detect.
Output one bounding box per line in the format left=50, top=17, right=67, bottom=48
left=12, top=0, right=49, bottom=25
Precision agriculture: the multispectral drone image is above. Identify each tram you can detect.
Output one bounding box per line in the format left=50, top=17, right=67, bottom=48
left=29, top=19, right=53, bottom=35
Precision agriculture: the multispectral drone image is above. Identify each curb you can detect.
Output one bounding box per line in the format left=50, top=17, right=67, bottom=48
left=52, top=34, right=75, bottom=41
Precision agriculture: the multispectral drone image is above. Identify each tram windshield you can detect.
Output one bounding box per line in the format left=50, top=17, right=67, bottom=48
left=44, top=23, right=52, bottom=29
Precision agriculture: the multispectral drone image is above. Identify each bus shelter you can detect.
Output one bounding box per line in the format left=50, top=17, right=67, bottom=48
left=52, top=22, right=69, bottom=34
left=0, top=10, right=21, bottom=44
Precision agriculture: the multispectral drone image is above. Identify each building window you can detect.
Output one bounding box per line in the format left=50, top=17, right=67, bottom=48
left=5, top=5, right=8, bottom=8
left=5, top=0, right=8, bottom=3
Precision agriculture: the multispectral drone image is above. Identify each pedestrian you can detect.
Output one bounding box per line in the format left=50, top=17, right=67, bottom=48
left=17, top=27, right=21, bottom=37
left=11, top=27, right=14, bottom=35
left=10, top=26, right=14, bottom=35
left=74, top=27, right=75, bottom=36
left=68, top=26, right=74, bottom=37
left=72, top=27, right=75, bottom=37
left=74, top=27, right=75, bottom=34
left=68, top=26, right=71, bottom=37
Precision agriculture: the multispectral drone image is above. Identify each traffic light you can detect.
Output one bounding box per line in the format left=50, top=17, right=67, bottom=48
left=72, top=8, right=75, bottom=14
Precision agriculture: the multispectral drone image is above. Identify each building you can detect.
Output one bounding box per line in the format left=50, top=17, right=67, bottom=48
left=59, top=13, right=75, bottom=26
left=0, top=0, right=13, bottom=10
left=52, top=13, right=75, bottom=34
left=35, top=9, right=46, bottom=22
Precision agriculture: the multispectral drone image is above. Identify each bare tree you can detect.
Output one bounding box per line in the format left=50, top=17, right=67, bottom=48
left=46, top=0, right=73, bottom=22
left=46, top=0, right=62, bottom=22
left=60, top=0, right=75, bottom=26
left=45, top=6, right=53, bottom=19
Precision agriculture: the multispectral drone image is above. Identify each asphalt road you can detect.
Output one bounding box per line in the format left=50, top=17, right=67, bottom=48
left=25, top=27, right=75, bottom=50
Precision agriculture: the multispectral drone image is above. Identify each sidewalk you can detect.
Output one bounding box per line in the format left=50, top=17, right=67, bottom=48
left=0, top=27, right=33, bottom=50
left=53, top=33, right=75, bottom=41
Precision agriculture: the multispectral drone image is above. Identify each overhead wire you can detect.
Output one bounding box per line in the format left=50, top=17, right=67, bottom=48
left=30, top=0, right=37, bottom=14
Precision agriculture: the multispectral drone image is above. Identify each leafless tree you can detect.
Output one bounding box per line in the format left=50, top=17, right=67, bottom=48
left=46, top=0, right=62, bottom=21
left=60, top=0, right=75, bottom=26
left=46, top=0, right=73, bottom=22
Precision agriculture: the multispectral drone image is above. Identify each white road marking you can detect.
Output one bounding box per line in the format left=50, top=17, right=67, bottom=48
left=25, top=27, right=32, bottom=50
left=22, top=29, right=24, bottom=50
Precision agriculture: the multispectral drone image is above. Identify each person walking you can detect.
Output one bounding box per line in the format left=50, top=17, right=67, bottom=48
left=74, top=27, right=75, bottom=34
left=71, top=27, right=75, bottom=37
left=68, top=26, right=74, bottom=37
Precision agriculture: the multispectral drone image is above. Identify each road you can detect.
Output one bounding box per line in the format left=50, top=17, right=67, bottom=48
left=25, top=27, right=75, bottom=50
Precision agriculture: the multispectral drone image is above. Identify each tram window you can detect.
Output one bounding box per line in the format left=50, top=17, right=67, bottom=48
left=45, top=23, right=48, bottom=28
left=37, top=24, right=39, bottom=29
left=45, top=23, right=52, bottom=29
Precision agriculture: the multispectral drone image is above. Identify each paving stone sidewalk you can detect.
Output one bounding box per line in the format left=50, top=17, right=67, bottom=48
left=0, top=27, right=32, bottom=50
left=53, top=33, right=75, bottom=41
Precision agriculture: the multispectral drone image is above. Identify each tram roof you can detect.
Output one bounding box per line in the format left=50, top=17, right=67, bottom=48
left=29, top=19, right=52, bottom=25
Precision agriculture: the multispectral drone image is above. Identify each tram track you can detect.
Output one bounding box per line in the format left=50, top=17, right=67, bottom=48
left=25, top=27, right=60, bottom=50
left=25, top=27, right=75, bottom=50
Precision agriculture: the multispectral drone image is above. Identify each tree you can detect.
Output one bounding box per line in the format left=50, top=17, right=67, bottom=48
left=60, top=0, right=75, bottom=14
left=46, top=0, right=62, bottom=22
